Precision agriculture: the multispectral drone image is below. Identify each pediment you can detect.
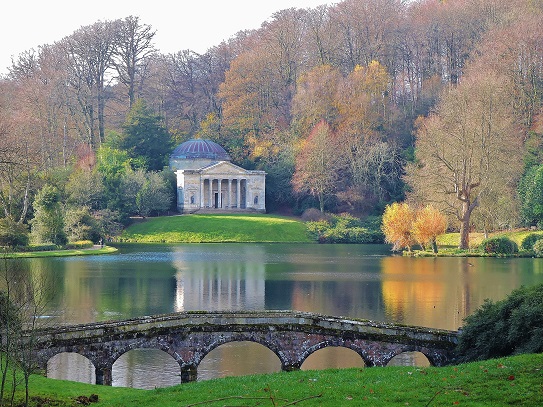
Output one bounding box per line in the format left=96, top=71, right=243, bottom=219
left=200, top=161, right=249, bottom=175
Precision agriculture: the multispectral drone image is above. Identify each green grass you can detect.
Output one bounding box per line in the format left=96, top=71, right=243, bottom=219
left=7, top=353, right=543, bottom=406
left=119, top=214, right=314, bottom=243
left=1, top=246, right=117, bottom=259
left=435, top=229, right=543, bottom=251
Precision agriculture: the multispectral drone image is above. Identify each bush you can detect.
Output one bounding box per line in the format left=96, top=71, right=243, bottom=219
left=456, top=284, right=543, bottom=362
left=478, top=236, right=518, bottom=255
left=521, top=233, right=543, bottom=251
left=301, top=208, right=330, bottom=222
left=306, top=214, right=384, bottom=244
left=0, top=218, right=29, bottom=247
left=64, top=240, right=94, bottom=250
left=533, top=240, right=543, bottom=257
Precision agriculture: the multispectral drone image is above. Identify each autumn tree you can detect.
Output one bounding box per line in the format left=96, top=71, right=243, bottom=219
left=406, top=72, right=523, bottom=249
left=113, top=16, right=156, bottom=109
left=412, top=205, right=448, bottom=253
left=292, top=120, right=342, bottom=212
left=381, top=202, right=416, bottom=251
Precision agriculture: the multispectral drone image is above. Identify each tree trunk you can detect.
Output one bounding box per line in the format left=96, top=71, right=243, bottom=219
left=459, top=197, right=479, bottom=250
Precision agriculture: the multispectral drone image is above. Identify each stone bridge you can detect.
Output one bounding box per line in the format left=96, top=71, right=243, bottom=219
left=26, top=311, right=459, bottom=385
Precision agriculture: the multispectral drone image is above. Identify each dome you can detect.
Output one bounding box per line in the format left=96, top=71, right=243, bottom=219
left=170, top=139, right=231, bottom=161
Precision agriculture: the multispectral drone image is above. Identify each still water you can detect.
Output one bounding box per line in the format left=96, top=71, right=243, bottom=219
left=14, top=243, right=543, bottom=388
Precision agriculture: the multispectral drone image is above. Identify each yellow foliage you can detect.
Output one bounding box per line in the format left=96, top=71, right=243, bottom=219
left=382, top=202, right=416, bottom=251
left=412, top=205, right=448, bottom=250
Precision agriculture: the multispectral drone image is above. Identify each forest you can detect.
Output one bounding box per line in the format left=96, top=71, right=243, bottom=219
left=1, top=0, right=543, bottom=247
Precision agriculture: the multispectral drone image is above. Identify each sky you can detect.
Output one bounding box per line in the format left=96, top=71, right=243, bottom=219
left=1, top=0, right=336, bottom=76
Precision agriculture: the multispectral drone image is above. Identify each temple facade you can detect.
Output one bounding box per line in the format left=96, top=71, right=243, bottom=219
left=170, top=139, right=266, bottom=213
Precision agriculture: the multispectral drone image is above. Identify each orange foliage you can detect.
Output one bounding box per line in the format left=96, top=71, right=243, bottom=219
left=382, top=202, right=416, bottom=251
left=412, top=205, right=448, bottom=252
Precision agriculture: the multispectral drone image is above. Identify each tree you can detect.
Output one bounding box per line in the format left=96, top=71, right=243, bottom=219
left=518, top=164, right=543, bottom=227
left=292, top=120, right=342, bottom=212
left=118, top=99, right=173, bottom=171
left=406, top=72, right=523, bottom=249
left=0, top=218, right=29, bottom=248
left=381, top=202, right=415, bottom=251
left=412, top=205, right=447, bottom=253
left=113, top=16, right=156, bottom=109
left=135, top=172, right=173, bottom=217
left=61, top=20, right=119, bottom=148
left=1, top=257, right=56, bottom=406
left=30, top=185, right=67, bottom=245
left=64, top=206, right=100, bottom=243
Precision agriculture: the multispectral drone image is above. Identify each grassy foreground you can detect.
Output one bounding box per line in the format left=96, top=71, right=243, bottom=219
left=119, top=214, right=313, bottom=243
left=11, top=353, right=543, bottom=406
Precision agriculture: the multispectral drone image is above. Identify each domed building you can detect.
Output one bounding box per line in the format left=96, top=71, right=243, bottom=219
left=170, top=139, right=266, bottom=213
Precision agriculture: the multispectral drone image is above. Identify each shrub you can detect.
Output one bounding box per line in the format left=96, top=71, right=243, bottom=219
left=0, top=218, right=29, bottom=247
left=301, top=208, right=330, bottom=222
left=521, top=233, right=543, bottom=251
left=456, top=283, right=543, bottom=362
left=306, top=214, right=384, bottom=244
left=533, top=240, right=543, bottom=257
left=478, top=236, right=518, bottom=255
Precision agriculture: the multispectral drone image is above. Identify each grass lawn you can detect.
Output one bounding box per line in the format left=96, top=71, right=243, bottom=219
left=1, top=246, right=117, bottom=259
left=436, top=229, right=543, bottom=251
left=119, top=213, right=314, bottom=243
left=9, top=353, right=543, bottom=406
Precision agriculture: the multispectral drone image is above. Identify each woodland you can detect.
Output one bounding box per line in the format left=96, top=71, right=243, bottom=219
left=1, top=0, right=543, bottom=248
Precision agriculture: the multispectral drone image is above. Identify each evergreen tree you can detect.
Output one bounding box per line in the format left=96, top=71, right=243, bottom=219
left=118, top=99, right=173, bottom=171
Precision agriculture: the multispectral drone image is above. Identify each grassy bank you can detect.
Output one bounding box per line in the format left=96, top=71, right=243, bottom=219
left=436, top=229, right=543, bottom=249
left=9, top=353, right=543, bottom=406
left=119, top=214, right=313, bottom=243
left=2, top=246, right=117, bottom=259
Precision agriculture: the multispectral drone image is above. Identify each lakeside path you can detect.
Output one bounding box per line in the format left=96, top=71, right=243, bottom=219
left=2, top=246, right=118, bottom=259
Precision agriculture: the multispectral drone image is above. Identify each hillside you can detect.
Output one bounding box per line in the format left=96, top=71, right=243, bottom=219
left=119, top=214, right=313, bottom=243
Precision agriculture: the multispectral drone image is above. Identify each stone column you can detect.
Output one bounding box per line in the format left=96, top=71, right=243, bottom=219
left=200, top=177, right=204, bottom=209
left=208, top=179, right=213, bottom=208
left=95, top=365, right=113, bottom=386
left=227, top=179, right=232, bottom=209
left=236, top=179, right=241, bottom=209
left=180, top=364, right=198, bottom=383
left=217, top=179, right=222, bottom=208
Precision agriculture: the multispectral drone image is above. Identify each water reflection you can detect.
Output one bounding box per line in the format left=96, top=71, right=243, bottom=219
left=4, top=244, right=543, bottom=388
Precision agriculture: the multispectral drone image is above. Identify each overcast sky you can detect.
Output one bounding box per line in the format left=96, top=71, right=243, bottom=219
left=1, top=0, right=336, bottom=76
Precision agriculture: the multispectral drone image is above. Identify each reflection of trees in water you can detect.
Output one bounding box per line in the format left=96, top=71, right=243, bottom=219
left=286, top=279, right=386, bottom=321
left=380, top=256, right=534, bottom=330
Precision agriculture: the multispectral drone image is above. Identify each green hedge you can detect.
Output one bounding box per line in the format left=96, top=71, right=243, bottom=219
left=521, top=233, right=543, bottom=251
left=478, top=236, right=518, bottom=255
left=306, top=214, right=384, bottom=244
left=456, top=283, right=543, bottom=362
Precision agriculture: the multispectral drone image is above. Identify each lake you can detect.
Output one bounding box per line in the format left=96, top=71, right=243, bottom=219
left=9, top=243, right=543, bottom=388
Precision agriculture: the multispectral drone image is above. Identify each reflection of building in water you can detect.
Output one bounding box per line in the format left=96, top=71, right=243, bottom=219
left=172, top=247, right=266, bottom=311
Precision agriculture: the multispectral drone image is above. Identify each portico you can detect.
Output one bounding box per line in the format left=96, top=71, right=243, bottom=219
left=170, top=139, right=266, bottom=213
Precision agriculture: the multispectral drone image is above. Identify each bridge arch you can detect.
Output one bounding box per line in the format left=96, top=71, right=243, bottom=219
left=198, top=341, right=282, bottom=380
left=188, top=332, right=287, bottom=369
left=47, top=352, right=95, bottom=383
left=298, top=341, right=373, bottom=368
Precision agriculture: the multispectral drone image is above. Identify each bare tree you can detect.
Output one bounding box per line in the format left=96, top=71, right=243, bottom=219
left=113, top=16, right=156, bottom=109
left=406, top=72, right=523, bottom=249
